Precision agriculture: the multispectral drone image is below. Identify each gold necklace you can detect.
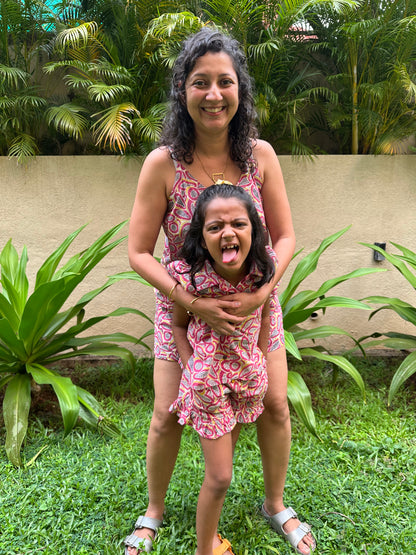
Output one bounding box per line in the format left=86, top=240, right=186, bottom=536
left=194, top=150, right=230, bottom=185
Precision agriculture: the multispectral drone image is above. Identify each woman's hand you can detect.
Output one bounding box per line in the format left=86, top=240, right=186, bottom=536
left=223, top=289, right=267, bottom=318
left=191, top=296, right=244, bottom=335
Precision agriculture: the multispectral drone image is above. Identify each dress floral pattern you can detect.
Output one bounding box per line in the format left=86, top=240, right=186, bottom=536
left=167, top=253, right=275, bottom=439
left=153, top=158, right=284, bottom=361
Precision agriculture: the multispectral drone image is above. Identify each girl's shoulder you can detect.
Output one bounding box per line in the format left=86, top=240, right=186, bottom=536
left=167, top=260, right=193, bottom=289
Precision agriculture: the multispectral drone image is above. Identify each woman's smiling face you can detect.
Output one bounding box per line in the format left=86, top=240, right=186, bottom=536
left=185, top=51, right=239, bottom=136
left=202, top=196, right=252, bottom=285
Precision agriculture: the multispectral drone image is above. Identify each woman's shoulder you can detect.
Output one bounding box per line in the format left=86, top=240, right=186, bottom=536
left=139, top=147, right=176, bottom=191
left=143, top=146, right=174, bottom=168
left=251, top=139, right=281, bottom=178
left=252, top=139, right=277, bottom=159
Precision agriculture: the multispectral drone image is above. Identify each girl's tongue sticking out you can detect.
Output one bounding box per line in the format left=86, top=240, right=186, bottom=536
left=222, top=246, right=238, bottom=263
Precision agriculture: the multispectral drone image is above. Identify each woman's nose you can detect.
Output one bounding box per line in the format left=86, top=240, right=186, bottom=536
left=206, top=83, right=222, bottom=100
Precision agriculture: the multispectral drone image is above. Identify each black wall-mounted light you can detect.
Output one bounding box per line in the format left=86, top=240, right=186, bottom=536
left=373, top=242, right=386, bottom=262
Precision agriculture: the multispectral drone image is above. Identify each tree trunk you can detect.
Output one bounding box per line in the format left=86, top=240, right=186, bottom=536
left=351, top=60, right=359, bottom=154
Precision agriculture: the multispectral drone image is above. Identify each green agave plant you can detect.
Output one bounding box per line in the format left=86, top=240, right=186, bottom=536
left=359, top=242, right=416, bottom=405
left=280, top=226, right=386, bottom=436
left=0, top=221, right=153, bottom=466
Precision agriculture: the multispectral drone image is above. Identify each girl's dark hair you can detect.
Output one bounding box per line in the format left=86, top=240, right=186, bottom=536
left=159, top=27, right=258, bottom=172
left=180, top=184, right=275, bottom=288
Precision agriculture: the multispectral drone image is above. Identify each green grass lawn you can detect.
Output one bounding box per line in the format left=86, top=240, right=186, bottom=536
left=1, top=356, right=415, bottom=554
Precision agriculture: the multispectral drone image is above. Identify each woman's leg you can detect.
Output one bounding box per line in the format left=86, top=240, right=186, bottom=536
left=257, top=347, right=314, bottom=554
left=196, top=433, right=234, bottom=555
left=127, top=358, right=183, bottom=555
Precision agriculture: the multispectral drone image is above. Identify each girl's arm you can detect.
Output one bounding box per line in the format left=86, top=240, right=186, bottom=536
left=172, top=303, right=193, bottom=368
left=128, top=148, right=243, bottom=335
left=257, top=298, right=271, bottom=355
left=224, top=140, right=296, bottom=317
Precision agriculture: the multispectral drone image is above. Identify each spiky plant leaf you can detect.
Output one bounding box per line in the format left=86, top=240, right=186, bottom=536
left=3, top=374, right=31, bottom=467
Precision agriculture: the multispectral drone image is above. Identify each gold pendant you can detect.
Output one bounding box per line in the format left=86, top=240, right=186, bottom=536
left=213, top=179, right=233, bottom=186
left=212, top=172, right=225, bottom=182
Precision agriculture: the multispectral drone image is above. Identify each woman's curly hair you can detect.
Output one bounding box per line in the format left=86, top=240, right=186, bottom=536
left=159, top=27, right=258, bottom=172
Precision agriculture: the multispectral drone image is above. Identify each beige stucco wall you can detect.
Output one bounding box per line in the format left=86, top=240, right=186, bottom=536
left=0, top=155, right=415, bottom=356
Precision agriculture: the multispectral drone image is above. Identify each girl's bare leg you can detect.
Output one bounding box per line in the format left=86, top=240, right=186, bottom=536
left=195, top=433, right=234, bottom=555
left=257, top=347, right=314, bottom=554
left=127, top=358, right=183, bottom=555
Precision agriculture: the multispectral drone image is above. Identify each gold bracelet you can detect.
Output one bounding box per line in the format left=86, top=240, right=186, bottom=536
left=186, top=296, right=200, bottom=316
left=168, top=282, right=178, bottom=301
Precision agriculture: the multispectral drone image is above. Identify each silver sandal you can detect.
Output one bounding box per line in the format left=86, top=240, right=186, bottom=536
left=261, top=505, right=316, bottom=554
left=124, top=515, right=162, bottom=554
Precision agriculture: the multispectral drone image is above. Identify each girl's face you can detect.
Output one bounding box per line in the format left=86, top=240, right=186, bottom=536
left=184, top=51, right=239, bottom=137
left=202, top=196, right=252, bottom=285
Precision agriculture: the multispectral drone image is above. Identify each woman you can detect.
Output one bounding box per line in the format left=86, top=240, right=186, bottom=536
left=126, top=27, right=315, bottom=555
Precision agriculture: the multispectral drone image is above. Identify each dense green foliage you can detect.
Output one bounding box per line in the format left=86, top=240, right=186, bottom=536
left=359, top=241, right=416, bottom=404
left=279, top=226, right=385, bottom=435
left=0, top=222, right=152, bottom=466
left=1, top=0, right=415, bottom=161
left=1, top=356, right=415, bottom=553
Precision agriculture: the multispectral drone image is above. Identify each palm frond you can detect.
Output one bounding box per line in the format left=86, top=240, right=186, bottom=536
left=46, top=104, right=89, bottom=140
left=92, top=103, right=140, bottom=153
left=8, top=134, right=38, bottom=163
left=88, top=83, right=132, bottom=103
left=0, top=64, right=29, bottom=89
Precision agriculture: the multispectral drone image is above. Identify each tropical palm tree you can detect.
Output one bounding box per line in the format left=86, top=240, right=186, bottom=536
left=0, top=0, right=60, bottom=161
left=145, top=0, right=361, bottom=155
left=43, top=0, right=192, bottom=155
left=305, top=0, right=416, bottom=153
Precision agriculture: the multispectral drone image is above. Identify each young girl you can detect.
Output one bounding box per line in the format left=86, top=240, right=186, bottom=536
left=167, top=183, right=276, bottom=555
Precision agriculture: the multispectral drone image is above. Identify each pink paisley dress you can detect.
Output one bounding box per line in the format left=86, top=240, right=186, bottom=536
left=153, top=159, right=285, bottom=362
left=167, top=250, right=275, bottom=439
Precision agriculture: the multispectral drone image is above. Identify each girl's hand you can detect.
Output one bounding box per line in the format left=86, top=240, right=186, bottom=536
left=191, top=296, right=244, bottom=335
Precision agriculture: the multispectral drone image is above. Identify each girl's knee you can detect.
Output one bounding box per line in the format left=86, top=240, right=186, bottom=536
left=263, top=394, right=290, bottom=425
left=151, top=406, right=181, bottom=437
left=205, top=468, right=233, bottom=495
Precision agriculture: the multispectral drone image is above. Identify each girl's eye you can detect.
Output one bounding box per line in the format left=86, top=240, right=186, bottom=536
left=206, top=223, right=221, bottom=232
left=193, top=80, right=206, bottom=87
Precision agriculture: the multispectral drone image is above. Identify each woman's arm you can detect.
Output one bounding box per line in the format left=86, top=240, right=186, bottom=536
left=259, top=139, right=296, bottom=282
left=224, top=140, right=296, bottom=317
left=257, top=298, right=271, bottom=355
left=128, top=148, right=243, bottom=334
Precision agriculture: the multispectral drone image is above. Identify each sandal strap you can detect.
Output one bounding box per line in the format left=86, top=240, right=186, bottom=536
left=271, top=506, right=298, bottom=528
left=285, top=521, right=313, bottom=549
left=261, top=504, right=316, bottom=553
left=124, top=515, right=163, bottom=554
left=124, top=533, right=152, bottom=552
left=134, top=515, right=162, bottom=533
left=213, top=534, right=235, bottom=555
